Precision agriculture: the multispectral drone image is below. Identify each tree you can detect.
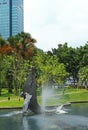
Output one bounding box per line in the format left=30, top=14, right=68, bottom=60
left=0, top=36, right=13, bottom=94
left=8, top=32, right=37, bottom=59
left=32, top=49, right=69, bottom=87
left=8, top=32, right=37, bottom=95
left=77, top=43, right=88, bottom=68
left=51, top=43, right=79, bottom=85
left=78, top=65, right=88, bottom=89
left=0, top=32, right=37, bottom=95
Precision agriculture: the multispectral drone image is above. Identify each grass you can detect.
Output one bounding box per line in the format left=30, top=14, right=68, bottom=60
left=0, top=99, right=23, bottom=108
left=38, top=88, right=88, bottom=106
left=0, top=89, right=24, bottom=108
left=0, top=88, right=88, bottom=108
left=60, top=90, right=88, bottom=103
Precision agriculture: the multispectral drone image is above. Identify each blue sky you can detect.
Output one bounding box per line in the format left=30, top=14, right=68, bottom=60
left=24, top=0, right=88, bottom=51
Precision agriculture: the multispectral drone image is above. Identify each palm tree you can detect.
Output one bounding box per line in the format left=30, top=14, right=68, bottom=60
left=7, top=32, right=37, bottom=95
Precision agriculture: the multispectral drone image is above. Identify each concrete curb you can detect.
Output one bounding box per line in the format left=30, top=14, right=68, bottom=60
left=0, top=107, right=22, bottom=110
left=69, top=101, right=88, bottom=104
left=0, top=101, right=88, bottom=110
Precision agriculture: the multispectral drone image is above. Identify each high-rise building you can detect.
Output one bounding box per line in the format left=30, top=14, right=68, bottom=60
left=0, top=0, right=24, bottom=39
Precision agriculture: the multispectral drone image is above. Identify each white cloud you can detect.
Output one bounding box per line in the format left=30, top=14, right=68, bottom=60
left=24, top=0, right=88, bottom=51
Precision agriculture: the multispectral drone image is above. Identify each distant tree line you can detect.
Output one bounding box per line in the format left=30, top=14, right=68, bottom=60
left=47, top=42, right=88, bottom=88
left=0, top=32, right=88, bottom=95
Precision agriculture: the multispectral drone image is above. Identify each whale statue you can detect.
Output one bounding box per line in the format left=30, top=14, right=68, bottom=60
left=22, top=66, right=41, bottom=114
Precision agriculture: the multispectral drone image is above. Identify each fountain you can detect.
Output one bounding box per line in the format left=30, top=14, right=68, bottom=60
left=22, top=66, right=41, bottom=114
left=0, top=103, right=88, bottom=130
left=0, top=66, right=88, bottom=129
left=22, top=67, right=57, bottom=114
left=41, top=86, right=56, bottom=112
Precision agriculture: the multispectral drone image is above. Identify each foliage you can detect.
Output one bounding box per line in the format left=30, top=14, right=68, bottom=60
left=0, top=32, right=36, bottom=95
left=49, top=42, right=88, bottom=87
left=0, top=32, right=88, bottom=96
left=8, top=32, right=36, bottom=59
left=32, top=49, right=69, bottom=87
left=78, top=65, right=88, bottom=88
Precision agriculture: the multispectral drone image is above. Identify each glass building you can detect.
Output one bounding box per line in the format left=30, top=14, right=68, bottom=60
left=0, top=0, right=24, bottom=39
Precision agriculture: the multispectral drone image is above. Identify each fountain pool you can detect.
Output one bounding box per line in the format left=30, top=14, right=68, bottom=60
left=0, top=103, right=88, bottom=130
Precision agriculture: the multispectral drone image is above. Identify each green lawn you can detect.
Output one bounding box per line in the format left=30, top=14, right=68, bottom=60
left=38, top=88, right=88, bottom=106
left=0, top=88, right=88, bottom=108
left=0, top=89, right=24, bottom=107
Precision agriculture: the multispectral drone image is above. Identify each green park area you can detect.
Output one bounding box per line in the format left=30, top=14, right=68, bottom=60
left=0, top=88, right=88, bottom=108
left=0, top=32, right=88, bottom=108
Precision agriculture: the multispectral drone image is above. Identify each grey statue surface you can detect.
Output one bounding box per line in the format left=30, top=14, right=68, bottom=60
left=23, top=66, right=41, bottom=114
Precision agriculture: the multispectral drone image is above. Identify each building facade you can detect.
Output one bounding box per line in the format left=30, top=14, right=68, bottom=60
left=0, top=0, right=24, bottom=39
